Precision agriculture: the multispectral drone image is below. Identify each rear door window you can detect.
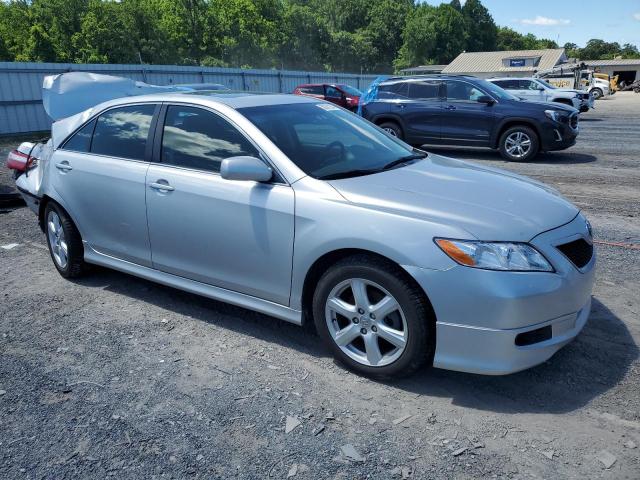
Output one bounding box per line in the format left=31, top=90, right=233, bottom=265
left=300, top=85, right=323, bottom=95
left=91, top=104, right=155, bottom=161
left=378, top=82, right=409, bottom=98
left=161, top=105, right=259, bottom=173
left=407, top=81, right=441, bottom=100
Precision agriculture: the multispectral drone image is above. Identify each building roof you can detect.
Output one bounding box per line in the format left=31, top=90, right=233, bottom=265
left=443, top=49, right=566, bottom=74
left=583, top=59, right=640, bottom=66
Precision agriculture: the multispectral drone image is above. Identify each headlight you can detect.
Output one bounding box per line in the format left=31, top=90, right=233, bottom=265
left=544, top=109, right=561, bottom=122
left=435, top=238, right=554, bottom=272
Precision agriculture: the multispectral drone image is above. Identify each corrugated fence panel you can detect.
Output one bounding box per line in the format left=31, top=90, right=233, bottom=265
left=0, top=62, right=384, bottom=135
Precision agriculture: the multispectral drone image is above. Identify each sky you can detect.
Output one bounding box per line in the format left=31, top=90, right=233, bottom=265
left=420, top=0, right=640, bottom=48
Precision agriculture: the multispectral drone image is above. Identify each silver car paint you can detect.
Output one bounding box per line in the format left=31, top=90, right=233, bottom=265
left=17, top=92, right=595, bottom=375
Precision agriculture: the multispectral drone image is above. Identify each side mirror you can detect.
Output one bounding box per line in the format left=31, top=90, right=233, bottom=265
left=476, top=95, right=495, bottom=105
left=220, top=156, right=273, bottom=182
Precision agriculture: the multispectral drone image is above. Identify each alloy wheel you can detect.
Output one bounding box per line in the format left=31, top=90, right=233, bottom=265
left=325, top=278, right=408, bottom=367
left=47, top=210, right=68, bottom=269
left=505, top=131, right=532, bottom=159
left=383, top=127, right=398, bottom=137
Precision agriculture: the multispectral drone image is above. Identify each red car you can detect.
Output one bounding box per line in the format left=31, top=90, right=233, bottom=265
left=293, top=83, right=362, bottom=111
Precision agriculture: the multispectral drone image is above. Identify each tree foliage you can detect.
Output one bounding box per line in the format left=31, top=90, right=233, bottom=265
left=0, top=0, right=637, bottom=72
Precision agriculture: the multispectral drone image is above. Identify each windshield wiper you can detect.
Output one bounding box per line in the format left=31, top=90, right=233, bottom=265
left=318, top=169, right=383, bottom=180
left=382, top=153, right=427, bottom=171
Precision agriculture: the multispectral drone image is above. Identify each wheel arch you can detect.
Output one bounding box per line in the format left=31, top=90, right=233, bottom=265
left=370, top=115, right=406, bottom=136
left=300, top=248, right=437, bottom=328
left=492, top=119, right=541, bottom=149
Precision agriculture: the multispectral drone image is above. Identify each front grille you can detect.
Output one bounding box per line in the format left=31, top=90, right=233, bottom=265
left=570, top=114, right=578, bottom=129
left=557, top=239, right=593, bottom=268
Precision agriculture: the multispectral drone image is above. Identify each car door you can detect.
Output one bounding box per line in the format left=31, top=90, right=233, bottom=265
left=145, top=104, right=295, bottom=305
left=50, top=103, right=158, bottom=266
left=522, top=80, right=548, bottom=102
left=440, top=80, right=494, bottom=146
left=391, top=79, right=442, bottom=144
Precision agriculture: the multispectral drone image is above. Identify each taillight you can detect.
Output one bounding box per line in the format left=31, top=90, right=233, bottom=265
left=7, top=150, right=29, bottom=171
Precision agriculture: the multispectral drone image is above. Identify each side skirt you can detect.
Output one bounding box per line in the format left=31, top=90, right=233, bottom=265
left=84, top=244, right=302, bottom=325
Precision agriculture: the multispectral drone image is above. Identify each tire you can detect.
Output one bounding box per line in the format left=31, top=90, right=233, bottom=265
left=591, top=88, right=603, bottom=100
left=378, top=121, right=403, bottom=140
left=634, top=87, right=640, bottom=94
left=44, top=202, right=86, bottom=278
left=312, top=255, right=434, bottom=379
left=498, top=125, right=539, bottom=162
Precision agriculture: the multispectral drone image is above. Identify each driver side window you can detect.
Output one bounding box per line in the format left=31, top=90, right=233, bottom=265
left=325, top=86, right=342, bottom=98
left=161, top=106, right=258, bottom=173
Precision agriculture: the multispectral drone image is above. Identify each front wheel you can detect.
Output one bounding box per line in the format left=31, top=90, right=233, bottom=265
left=591, top=88, right=603, bottom=100
left=312, top=255, right=434, bottom=379
left=378, top=121, right=404, bottom=140
left=498, top=126, right=539, bottom=162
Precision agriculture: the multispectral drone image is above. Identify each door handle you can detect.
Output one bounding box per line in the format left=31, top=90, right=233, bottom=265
left=444, top=105, right=456, bottom=111
left=149, top=181, right=175, bottom=192
left=395, top=103, right=406, bottom=109
left=55, top=162, right=73, bottom=171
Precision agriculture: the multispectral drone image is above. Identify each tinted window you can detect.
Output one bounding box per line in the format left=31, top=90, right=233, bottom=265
left=325, top=86, right=342, bottom=98
left=378, top=82, right=409, bottom=98
left=339, top=85, right=362, bottom=96
left=299, top=85, right=323, bottom=95
left=161, top=106, right=258, bottom=173
left=408, top=81, right=440, bottom=100
left=91, top=105, right=155, bottom=160
left=239, top=103, right=414, bottom=180
left=445, top=81, right=485, bottom=101
left=493, top=79, right=519, bottom=90
left=63, top=119, right=96, bottom=152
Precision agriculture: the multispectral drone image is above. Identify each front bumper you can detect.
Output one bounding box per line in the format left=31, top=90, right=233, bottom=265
left=540, top=119, right=578, bottom=151
left=405, top=213, right=595, bottom=375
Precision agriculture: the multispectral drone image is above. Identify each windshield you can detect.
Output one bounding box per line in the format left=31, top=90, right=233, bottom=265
left=537, top=79, right=557, bottom=89
left=477, top=79, right=519, bottom=101
left=339, top=85, right=362, bottom=96
left=239, top=103, right=417, bottom=179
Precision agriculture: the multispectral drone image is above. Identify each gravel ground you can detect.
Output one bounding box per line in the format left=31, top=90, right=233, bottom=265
left=1, top=93, right=639, bottom=479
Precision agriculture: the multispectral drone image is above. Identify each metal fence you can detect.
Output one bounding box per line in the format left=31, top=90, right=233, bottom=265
left=0, top=62, right=382, bottom=135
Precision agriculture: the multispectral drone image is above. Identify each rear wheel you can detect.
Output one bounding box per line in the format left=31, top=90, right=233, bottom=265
left=312, top=255, right=434, bottom=379
left=498, top=125, right=539, bottom=162
left=378, top=121, right=403, bottom=140
left=45, top=202, right=86, bottom=278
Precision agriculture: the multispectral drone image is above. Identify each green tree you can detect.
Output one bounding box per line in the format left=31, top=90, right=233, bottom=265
left=394, top=3, right=466, bottom=70
left=71, top=0, right=137, bottom=63
left=462, top=0, right=497, bottom=52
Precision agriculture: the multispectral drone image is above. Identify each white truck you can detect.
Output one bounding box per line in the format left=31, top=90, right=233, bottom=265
left=488, top=77, right=592, bottom=113
left=534, top=64, right=610, bottom=100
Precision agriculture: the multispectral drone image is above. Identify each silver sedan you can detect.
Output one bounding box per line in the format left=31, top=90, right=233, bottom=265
left=16, top=91, right=595, bottom=378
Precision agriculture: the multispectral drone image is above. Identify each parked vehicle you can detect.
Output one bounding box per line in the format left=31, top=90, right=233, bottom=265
left=593, top=73, right=618, bottom=94
left=488, top=77, right=592, bottom=113
left=293, top=83, right=362, bottom=111
left=619, top=80, right=640, bottom=93
left=13, top=76, right=594, bottom=378
left=360, top=75, right=580, bottom=162
left=536, top=65, right=610, bottom=100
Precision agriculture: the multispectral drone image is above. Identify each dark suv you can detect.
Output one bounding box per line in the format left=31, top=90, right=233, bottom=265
left=360, top=75, right=579, bottom=161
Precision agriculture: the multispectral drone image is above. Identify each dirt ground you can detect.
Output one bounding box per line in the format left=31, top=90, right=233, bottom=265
left=1, top=93, right=639, bottom=479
